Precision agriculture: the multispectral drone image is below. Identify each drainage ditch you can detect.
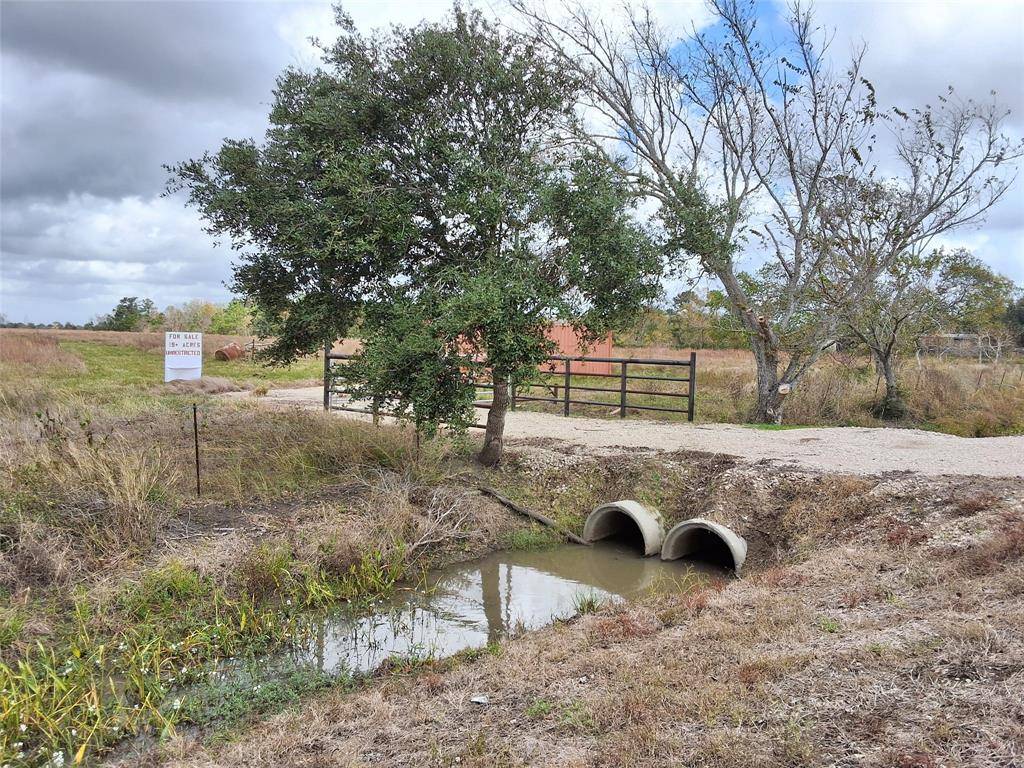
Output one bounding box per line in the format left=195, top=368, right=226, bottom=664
left=202, top=538, right=726, bottom=693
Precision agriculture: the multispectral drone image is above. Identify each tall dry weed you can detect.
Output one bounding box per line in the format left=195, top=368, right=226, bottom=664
left=785, top=367, right=872, bottom=425
left=904, top=366, right=966, bottom=422
left=904, top=365, right=1024, bottom=436
left=52, top=437, right=181, bottom=548
left=197, top=408, right=432, bottom=502
left=0, top=379, right=55, bottom=419
left=0, top=519, right=75, bottom=594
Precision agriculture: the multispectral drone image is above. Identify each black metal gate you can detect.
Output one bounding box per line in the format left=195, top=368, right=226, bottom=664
left=324, top=351, right=696, bottom=422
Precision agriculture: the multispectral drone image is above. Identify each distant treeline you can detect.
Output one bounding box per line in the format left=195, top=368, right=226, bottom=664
left=618, top=289, right=1024, bottom=352
left=0, top=297, right=256, bottom=335
left=6, top=289, right=1023, bottom=356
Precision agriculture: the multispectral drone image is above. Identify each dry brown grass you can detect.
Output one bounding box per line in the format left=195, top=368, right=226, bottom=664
left=0, top=519, right=75, bottom=596
left=0, top=331, right=86, bottom=371
left=0, top=401, right=470, bottom=609
left=0, top=328, right=256, bottom=356
left=160, top=376, right=243, bottom=395
left=956, top=514, right=1024, bottom=576
left=52, top=436, right=183, bottom=549
left=950, top=491, right=1001, bottom=516
left=614, top=345, right=1024, bottom=436
left=776, top=475, right=877, bottom=541
left=0, top=377, right=53, bottom=419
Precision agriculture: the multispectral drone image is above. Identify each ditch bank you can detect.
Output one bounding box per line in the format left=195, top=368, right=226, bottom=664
left=112, top=442, right=1024, bottom=768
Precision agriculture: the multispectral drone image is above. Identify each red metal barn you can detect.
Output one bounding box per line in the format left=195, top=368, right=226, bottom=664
left=543, top=324, right=613, bottom=375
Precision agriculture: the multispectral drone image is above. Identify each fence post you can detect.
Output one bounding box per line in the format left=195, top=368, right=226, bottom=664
left=192, top=403, right=201, bottom=498
left=563, top=359, right=571, bottom=417
left=687, top=351, right=697, bottom=422
left=619, top=361, right=627, bottom=418
left=323, top=342, right=331, bottom=411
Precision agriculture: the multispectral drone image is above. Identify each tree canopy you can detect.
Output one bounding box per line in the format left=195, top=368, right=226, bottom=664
left=94, top=297, right=161, bottom=332
left=168, top=7, right=661, bottom=464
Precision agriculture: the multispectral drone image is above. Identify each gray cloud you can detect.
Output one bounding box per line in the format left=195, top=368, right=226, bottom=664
left=815, top=0, right=1024, bottom=276
left=0, top=0, right=329, bottom=323
left=0, top=2, right=293, bottom=204
left=0, top=1, right=289, bottom=105
left=814, top=0, right=1024, bottom=118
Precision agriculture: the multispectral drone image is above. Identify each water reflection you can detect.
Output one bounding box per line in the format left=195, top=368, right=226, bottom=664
left=287, top=541, right=723, bottom=677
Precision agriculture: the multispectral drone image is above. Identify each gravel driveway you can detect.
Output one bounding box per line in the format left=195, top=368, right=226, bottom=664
left=224, top=386, right=1024, bottom=478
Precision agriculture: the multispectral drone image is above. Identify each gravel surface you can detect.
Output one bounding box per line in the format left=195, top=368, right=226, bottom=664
left=224, top=386, right=1024, bottom=478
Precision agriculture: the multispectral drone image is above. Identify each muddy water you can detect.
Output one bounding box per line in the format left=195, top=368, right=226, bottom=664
left=272, top=542, right=725, bottom=678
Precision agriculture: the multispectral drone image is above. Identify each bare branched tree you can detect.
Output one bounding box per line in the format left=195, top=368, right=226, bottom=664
left=829, top=246, right=1016, bottom=417
left=815, top=94, right=1023, bottom=413
left=513, top=0, right=1020, bottom=422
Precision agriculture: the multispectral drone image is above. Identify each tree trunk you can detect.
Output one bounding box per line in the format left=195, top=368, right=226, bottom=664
left=716, top=270, right=792, bottom=425
left=478, top=373, right=510, bottom=467
left=874, top=352, right=906, bottom=420
left=750, top=339, right=787, bottom=424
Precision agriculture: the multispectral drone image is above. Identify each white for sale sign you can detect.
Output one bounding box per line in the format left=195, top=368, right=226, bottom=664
left=164, top=332, right=203, bottom=382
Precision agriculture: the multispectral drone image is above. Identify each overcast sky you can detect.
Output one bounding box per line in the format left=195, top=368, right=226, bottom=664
left=2, top=0, right=1022, bottom=325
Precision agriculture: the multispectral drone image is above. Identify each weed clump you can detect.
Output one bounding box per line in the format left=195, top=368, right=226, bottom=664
left=572, top=592, right=604, bottom=615
left=501, top=524, right=560, bottom=551
left=53, top=437, right=180, bottom=548
left=957, top=516, right=1024, bottom=576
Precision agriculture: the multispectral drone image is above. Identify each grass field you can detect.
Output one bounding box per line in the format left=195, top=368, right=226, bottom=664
left=1, top=329, right=1022, bottom=766
left=0, top=329, right=323, bottom=412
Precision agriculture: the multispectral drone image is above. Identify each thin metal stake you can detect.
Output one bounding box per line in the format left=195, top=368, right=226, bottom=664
left=192, top=403, right=201, bottom=498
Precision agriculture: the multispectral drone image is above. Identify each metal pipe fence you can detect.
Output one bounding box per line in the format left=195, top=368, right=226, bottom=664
left=324, top=351, right=697, bottom=423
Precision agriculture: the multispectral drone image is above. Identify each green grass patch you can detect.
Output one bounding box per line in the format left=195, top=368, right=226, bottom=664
left=572, top=591, right=604, bottom=615
left=817, top=616, right=841, bottom=633
left=175, top=662, right=345, bottom=736
left=500, top=524, right=561, bottom=551
left=62, top=340, right=321, bottom=390
left=0, top=339, right=323, bottom=420
left=559, top=700, right=598, bottom=734
left=0, top=547, right=410, bottom=766
left=525, top=698, right=553, bottom=719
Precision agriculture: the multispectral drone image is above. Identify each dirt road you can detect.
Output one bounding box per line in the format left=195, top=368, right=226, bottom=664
left=224, top=386, right=1024, bottom=478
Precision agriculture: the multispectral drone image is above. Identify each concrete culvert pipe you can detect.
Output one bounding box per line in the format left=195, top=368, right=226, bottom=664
left=661, top=518, right=747, bottom=574
left=582, top=500, right=665, bottom=557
